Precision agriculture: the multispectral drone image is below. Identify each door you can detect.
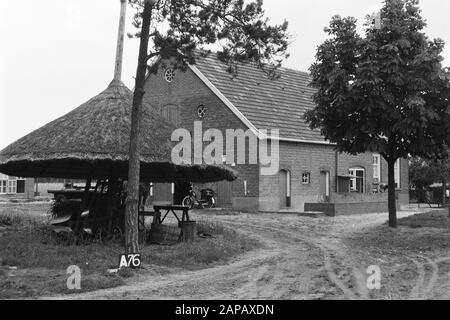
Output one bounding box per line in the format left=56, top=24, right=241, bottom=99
left=279, top=170, right=291, bottom=208
left=16, top=180, right=25, bottom=194
left=320, top=171, right=330, bottom=202
left=152, top=183, right=173, bottom=204
left=217, top=181, right=232, bottom=208
left=174, top=182, right=191, bottom=205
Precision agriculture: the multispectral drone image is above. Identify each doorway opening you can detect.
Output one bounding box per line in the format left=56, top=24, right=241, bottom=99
left=320, top=171, right=330, bottom=202
left=279, top=170, right=291, bottom=208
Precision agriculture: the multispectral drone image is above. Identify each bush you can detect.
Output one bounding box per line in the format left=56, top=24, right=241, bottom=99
left=0, top=212, right=23, bottom=226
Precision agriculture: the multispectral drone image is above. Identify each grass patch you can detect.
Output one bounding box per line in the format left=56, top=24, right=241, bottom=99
left=0, top=212, right=24, bottom=226
left=346, top=210, right=450, bottom=255
left=397, top=210, right=450, bottom=229
left=141, top=220, right=260, bottom=270
left=342, top=210, right=450, bottom=299
left=0, top=203, right=259, bottom=299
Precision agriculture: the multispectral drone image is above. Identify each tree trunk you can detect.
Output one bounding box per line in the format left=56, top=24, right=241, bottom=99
left=125, top=1, right=153, bottom=254
left=388, top=159, right=397, bottom=228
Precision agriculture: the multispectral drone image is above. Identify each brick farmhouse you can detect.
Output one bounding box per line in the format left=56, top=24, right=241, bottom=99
left=143, top=54, right=409, bottom=215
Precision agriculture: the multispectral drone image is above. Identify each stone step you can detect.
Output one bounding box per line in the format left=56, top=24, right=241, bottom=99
left=278, top=210, right=328, bottom=218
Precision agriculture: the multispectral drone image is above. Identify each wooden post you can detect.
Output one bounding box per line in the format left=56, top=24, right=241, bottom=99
left=114, top=0, right=127, bottom=81
left=106, top=174, right=119, bottom=233
left=74, top=177, right=92, bottom=234
left=179, top=221, right=196, bottom=243
left=34, top=178, right=40, bottom=197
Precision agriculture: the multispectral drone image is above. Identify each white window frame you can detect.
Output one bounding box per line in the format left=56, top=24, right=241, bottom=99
left=164, top=68, right=175, bottom=83
left=301, top=172, right=311, bottom=185
left=0, top=174, right=21, bottom=194
left=0, top=174, right=8, bottom=194
left=8, top=177, right=17, bottom=194
left=349, top=168, right=365, bottom=193
left=373, top=154, right=381, bottom=183
left=394, top=159, right=401, bottom=189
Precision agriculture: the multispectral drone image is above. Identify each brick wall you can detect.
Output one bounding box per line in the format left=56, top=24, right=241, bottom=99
left=305, top=201, right=397, bottom=216
left=25, top=179, right=35, bottom=198
left=258, top=141, right=390, bottom=212
left=143, top=62, right=260, bottom=209
left=143, top=61, right=410, bottom=213
left=259, top=142, right=338, bottom=212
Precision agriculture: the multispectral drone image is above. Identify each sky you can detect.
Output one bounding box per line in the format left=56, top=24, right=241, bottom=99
left=1, top=0, right=449, bottom=150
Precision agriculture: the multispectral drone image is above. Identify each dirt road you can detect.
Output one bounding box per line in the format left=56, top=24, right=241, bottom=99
left=54, top=207, right=450, bottom=300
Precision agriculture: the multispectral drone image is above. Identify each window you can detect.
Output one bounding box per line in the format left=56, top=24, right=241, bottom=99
left=162, top=105, right=180, bottom=125
left=394, top=159, right=401, bottom=189
left=349, top=168, right=365, bottom=193
left=8, top=176, right=17, bottom=194
left=197, top=105, right=207, bottom=119
left=0, top=174, right=23, bottom=194
left=164, top=68, right=175, bottom=83
left=0, top=174, right=7, bottom=194
left=373, top=154, right=381, bottom=183
left=302, top=172, right=311, bottom=185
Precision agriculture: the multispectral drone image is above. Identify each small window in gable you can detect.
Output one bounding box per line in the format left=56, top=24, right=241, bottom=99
left=197, top=105, right=207, bottom=119
left=302, top=172, right=311, bottom=185
left=164, top=68, right=175, bottom=83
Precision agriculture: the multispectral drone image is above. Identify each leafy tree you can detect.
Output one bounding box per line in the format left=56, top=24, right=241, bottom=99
left=427, top=149, right=450, bottom=207
left=410, top=151, right=450, bottom=209
left=409, top=157, right=438, bottom=205
left=305, top=0, right=450, bottom=228
left=124, top=0, right=289, bottom=252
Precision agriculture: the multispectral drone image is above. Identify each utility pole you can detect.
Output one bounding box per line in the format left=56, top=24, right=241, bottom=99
left=114, top=0, right=127, bottom=82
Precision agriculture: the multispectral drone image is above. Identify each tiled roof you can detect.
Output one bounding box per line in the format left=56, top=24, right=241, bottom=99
left=193, top=54, right=327, bottom=143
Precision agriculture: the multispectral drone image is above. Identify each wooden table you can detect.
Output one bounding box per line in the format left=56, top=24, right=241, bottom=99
left=152, top=205, right=191, bottom=225
left=152, top=205, right=195, bottom=242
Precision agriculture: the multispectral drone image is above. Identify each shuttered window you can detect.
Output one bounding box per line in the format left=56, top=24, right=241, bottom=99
left=162, top=105, right=180, bottom=126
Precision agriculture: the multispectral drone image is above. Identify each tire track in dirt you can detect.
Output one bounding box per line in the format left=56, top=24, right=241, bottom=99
left=45, top=209, right=444, bottom=300
left=406, top=255, right=450, bottom=300
left=219, top=219, right=362, bottom=300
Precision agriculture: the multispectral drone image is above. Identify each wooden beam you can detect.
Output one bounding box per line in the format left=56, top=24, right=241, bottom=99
left=114, top=0, right=127, bottom=81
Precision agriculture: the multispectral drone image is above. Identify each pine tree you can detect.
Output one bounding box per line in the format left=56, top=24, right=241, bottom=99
left=125, top=0, right=289, bottom=252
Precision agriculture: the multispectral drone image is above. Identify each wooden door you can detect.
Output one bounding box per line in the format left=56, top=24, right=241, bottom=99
left=320, top=171, right=330, bottom=202
left=279, top=170, right=288, bottom=208
left=217, top=181, right=232, bottom=208
left=152, top=183, right=173, bottom=205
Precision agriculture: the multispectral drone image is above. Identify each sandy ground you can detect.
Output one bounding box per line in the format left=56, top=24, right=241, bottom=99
left=44, top=207, right=450, bottom=300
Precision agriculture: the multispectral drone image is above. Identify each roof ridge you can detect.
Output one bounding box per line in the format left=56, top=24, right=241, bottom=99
left=194, top=49, right=311, bottom=77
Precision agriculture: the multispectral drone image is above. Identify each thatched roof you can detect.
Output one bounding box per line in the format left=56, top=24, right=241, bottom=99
left=0, top=80, right=237, bottom=183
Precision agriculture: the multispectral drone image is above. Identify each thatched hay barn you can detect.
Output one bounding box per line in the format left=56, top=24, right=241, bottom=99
left=0, top=79, right=236, bottom=183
